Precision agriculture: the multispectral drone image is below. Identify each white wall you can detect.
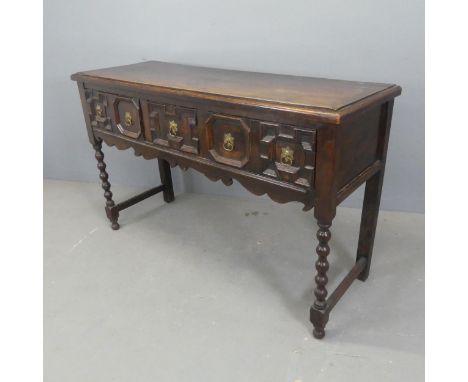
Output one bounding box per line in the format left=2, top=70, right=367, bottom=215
left=44, top=0, right=424, bottom=212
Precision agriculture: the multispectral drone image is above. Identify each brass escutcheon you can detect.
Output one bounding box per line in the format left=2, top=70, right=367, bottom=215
left=280, top=146, right=294, bottom=165
left=124, top=111, right=133, bottom=127
left=223, top=133, right=235, bottom=152
left=95, top=104, right=103, bottom=117
left=169, top=120, right=178, bottom=136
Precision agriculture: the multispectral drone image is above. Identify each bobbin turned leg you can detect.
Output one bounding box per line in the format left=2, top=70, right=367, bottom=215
left=93, top=141, right=120, bottom=230
left=310, top=221, right=332, bottom=339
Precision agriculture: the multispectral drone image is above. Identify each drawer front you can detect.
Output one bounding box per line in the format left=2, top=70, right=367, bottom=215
left=205, top=114, right=251, bottom=169
left=86, top=89, right=112, bottom=131
left=111, top=95, right=142, bottom=139
left=86, top=89, right=143, bottom=140
left=146, top=102, right=199, bottom=154
left=257, top=121, right=316, bottom=188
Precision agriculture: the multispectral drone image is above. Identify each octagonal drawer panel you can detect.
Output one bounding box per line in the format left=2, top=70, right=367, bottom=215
left=204, top=113, right=251, bottom=169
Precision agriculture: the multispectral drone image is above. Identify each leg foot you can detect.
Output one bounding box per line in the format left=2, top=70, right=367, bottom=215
left=310, top=305, right=329, bottom=339
left=105, top=205, right=120, bottom=230
left=93, top=141, right=120, bottom=229
left=313, top=327, right=325, bottom=339
left=163, top=193, right=175, bottom=204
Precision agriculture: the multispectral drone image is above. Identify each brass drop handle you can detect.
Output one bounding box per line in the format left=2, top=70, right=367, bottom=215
left=280, top=146, right=294, bottom=166
left=95, top=104, right=103, bottom=117
left=169, top=120, right=178, bottom=136
left=124, top=111, right=133, bottom=127
left=223, top=133, right=234, bottom=152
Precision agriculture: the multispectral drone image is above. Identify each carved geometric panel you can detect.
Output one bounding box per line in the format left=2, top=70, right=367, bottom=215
left=85, top=90, right=111, bottom=131
left=259, top=122, right=316, bottom=188
left=147, top=103, right=198, bottom=154
left=205, top=114, right=251, bottom=169
left=112, top=96, right=142, bottom=139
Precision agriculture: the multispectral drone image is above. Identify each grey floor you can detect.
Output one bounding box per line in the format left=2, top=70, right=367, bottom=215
left=44, top=180, right=424, bottom=382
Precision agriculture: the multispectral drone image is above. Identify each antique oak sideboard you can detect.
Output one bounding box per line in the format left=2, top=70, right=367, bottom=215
left=71, top=61, right=401, bottom=339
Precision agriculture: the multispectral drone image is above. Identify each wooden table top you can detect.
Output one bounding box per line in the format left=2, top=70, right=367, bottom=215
left=72, top=61, right=401, bottom=121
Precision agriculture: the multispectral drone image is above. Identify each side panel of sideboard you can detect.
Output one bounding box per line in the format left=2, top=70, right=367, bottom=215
left=334, top=102, right=392, bottom=205
left=337, top=105, right=381, bottom=189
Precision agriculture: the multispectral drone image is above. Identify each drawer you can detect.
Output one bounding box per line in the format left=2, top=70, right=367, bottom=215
left=86, top=89, right=143, bottom=140
left=85, top=89, right=112, bottom=131
left=202, top=112, right=316, bottom=188
left=258, top=121, right=316, bottom=188
left=205, top=114, right=251, bottom=168
left=111, top=95, right=143, bottom=139
left=145, top=102, right=199, bottom=154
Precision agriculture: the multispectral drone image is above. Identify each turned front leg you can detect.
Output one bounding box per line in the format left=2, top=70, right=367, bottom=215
left=310, top=221, right=332, bottom=339
left=93, top=141, right=120, bottom=230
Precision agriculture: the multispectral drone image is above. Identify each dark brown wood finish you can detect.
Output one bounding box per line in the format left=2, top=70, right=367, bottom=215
left=158, top=159, right=175, bottom=203
left=71, top=61, right=400, bottom=123
left=71, top=61, right=401, bottom=339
